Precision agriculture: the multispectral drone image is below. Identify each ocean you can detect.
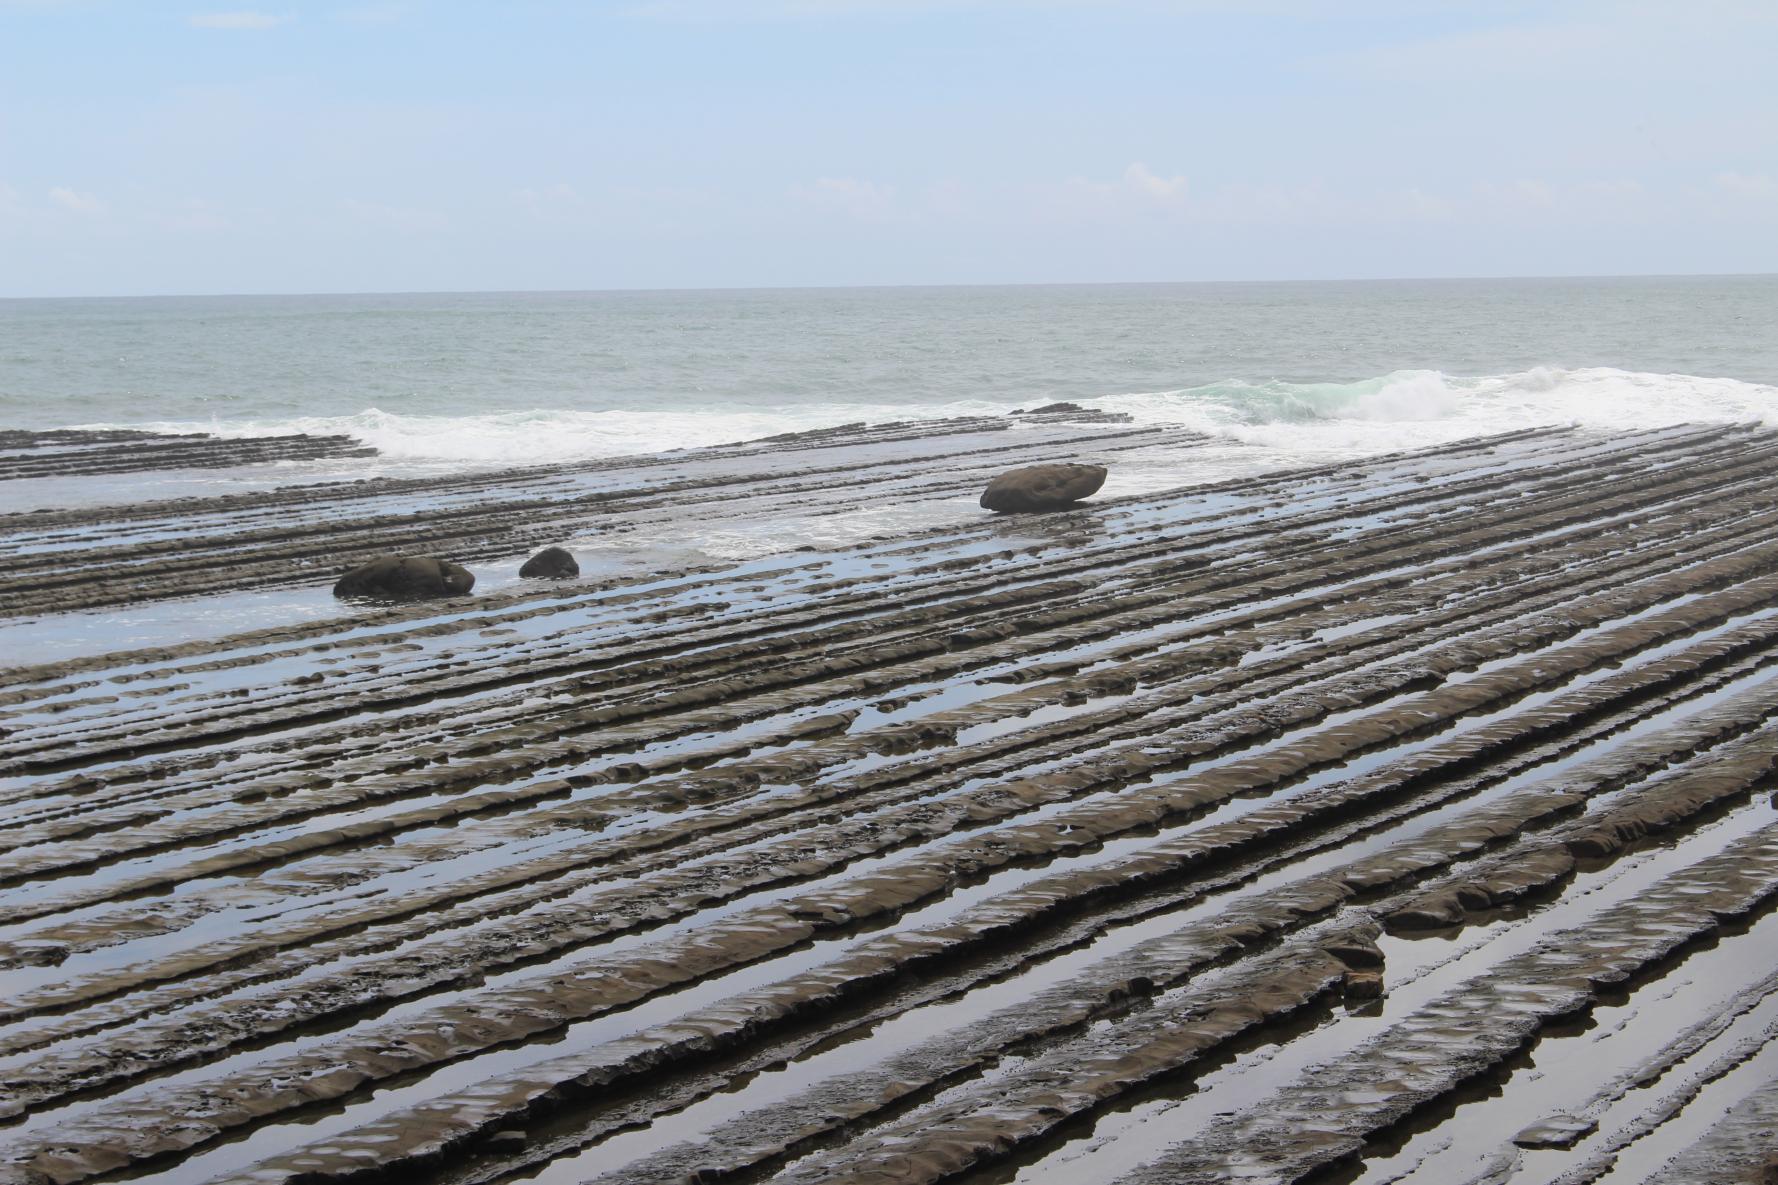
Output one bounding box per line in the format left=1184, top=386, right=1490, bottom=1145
left=3, top=276, right=1775, bottom=481
left=9, top=282, right=1778, bottom=1179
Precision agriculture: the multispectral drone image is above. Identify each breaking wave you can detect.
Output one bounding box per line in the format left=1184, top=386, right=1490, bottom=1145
left=76, top=367, right=1777, bottom=468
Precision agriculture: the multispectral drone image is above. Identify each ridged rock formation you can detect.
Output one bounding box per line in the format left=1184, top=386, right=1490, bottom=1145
left=3, top=419, right=1778, bottom=1184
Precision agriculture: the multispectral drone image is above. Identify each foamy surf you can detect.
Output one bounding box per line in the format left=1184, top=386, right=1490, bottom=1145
left=71, top=367, right=1777, bottom=470
left=1099, top=367, right=1778, bottom=464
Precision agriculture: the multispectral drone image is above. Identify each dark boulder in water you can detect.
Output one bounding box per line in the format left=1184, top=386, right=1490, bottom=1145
left=333, top=555, right=475, bottom=600
left=519, top=546, right=580, bottom=579
left=1011, top=401, right=1087, bottom=416
left=980, top=463, right=1108, bottom=513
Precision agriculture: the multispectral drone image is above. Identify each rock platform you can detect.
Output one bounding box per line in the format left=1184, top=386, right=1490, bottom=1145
left=2, top=419, right=1777, bottom=1184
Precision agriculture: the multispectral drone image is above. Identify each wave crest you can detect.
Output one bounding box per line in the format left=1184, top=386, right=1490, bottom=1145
left=73, top=366, right=1776, bottom=468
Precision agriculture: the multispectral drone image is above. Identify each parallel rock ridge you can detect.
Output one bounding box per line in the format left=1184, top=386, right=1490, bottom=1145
left=0, top=415, right=1164, bottom=617
left=2, top=420, right=1778, bottom=1185
left=0, top=427, right=375, bottom=480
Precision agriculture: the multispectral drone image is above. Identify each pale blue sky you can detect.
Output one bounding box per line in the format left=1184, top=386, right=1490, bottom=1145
left=1, top=0, right=1774, bottom=296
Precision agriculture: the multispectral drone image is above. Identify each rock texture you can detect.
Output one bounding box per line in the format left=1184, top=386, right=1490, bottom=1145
left=4, top=423, right=1778, bottom=1185
left=0, top=428, right=374, bottom=480
left=332, top=555, right=475, bottom=600
left=979, top=462, right=1108, bottom=512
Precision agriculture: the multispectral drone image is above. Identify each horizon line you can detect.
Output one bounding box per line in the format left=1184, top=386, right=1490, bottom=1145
left=4, top=270, right=1776, bottom=303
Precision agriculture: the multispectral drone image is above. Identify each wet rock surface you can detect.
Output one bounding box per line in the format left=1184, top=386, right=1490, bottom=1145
left=0, top=416, right=1165, bottom=618
left=3, top=421, right=1778, bottom=1185
left=0, top=427, right=374, bottom=480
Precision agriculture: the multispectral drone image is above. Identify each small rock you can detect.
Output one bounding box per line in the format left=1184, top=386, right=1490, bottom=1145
left=519, top=545, right=580, bottom=579
left=1012, top=401, right=1087, bottom=415
left=980, top=463, right=1108, bottom=513
left=1325, top=937, right=1385, bottom=969
left=1512, top=1114, right=1596, bottom=1149
left=1386, top=894, right=1466, bottom=931
left=1343, top=970, right=1386, bottom=1001
left=332, top=555, right=475, bottom=600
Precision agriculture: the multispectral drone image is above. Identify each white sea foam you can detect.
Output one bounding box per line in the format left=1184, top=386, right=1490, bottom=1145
left=1098, top=367, right=1778, bottom=461
left=76, top=368, right=1777, bottom=470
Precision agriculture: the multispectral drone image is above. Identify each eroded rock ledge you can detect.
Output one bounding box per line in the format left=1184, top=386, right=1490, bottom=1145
left=2, top=421, right=1777, bottom=1185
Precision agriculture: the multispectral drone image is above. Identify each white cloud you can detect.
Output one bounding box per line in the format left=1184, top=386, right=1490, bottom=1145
left=792, top=176, right=897, bottom=220
left=333, top=3, right=408, bottom=23
left=1121, top=162, right=1188, bottom=204
left=188, top=10, right=290, bottom=29
left=340, top=198, right=448, bottom=233
left=157, top=199, right=232, bottom=232
left=1702, top=172, right=1778, bottom=224
left=920, top=178, right=976, bottom=218
left=48, top=186, right=105, bottom=214
left=1715, top=171, right=1778, bottom=200
left=1043, top=162, right=1194, bottom=219
left=1321, top=1, right=1778, bottom=85
left=515, top=183, right=583, bottom=218
left=628, top=0, right=1506, bottom=20
left=511, top=182, right=719, bottom=235
left=1374, top=186, right=1456, bottom=223
left=1028, top=167, right=1674, bottom=230
left=1481, top=178, right=1556, bottom=211
left=1465, top=177, right=1652, bottom=224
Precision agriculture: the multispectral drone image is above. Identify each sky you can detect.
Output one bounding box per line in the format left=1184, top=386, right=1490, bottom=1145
left=0, top=0, right=1775, bottom=296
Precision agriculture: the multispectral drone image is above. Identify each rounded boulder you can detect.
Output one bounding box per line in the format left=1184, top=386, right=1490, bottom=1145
left=519, top=546, right=580, bottom=579
left=333, top=555, right=476, bottom=600
left=979, top=463, right=1107, bottom=513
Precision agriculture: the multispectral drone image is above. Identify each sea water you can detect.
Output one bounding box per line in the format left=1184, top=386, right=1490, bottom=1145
left=2, top=276, right=1774, bottom=479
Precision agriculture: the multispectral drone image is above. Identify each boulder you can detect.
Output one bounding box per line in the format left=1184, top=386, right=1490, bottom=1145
left=1011, top=401, right=1087, bottom=416
left=332, top=555, right=475, bottom=600
left=979, top=463, right=1107, bottom=513
left=1512, top=1115, right=1597, bottom=1149
left=519, top=546, right=579, bottom=579
left=1342, top=970, right=1386, bottom=1002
